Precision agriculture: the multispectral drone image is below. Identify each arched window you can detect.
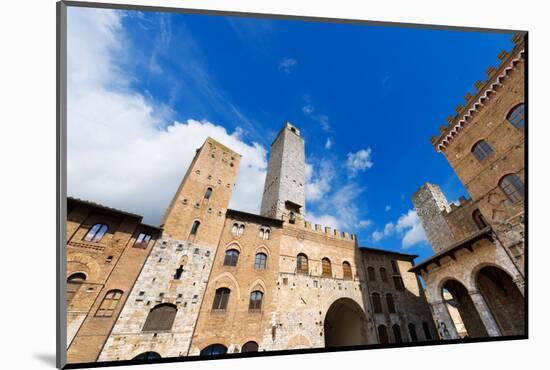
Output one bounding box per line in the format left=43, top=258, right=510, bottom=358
left=367, top=266, right=376, bottom=282
left=132, top=352, right=161, bottom=361
left=223, top=249, right=239, bottom=266
left=259, top=227, right=270, bottom=240
left=190, top=221, right=200, bottom=236
left=321, top=258, right=332, bottom=277
left=231, top=223, right=245, bottom=236
left=507, top=103, right=524, bottom=129
left=393, top=276, right=405, bottom=291
left=249, top=291, right=263, bottom=311
left=392, top=324, right=403, bottom=343
left=96, top=289, right=123, bottom=317
left=472, top=140, right=493, bottom=161
left=201, top=344, right=227, bottom=356
left=499, top=174, right=524, bottom=203
left=204, top=187, right=213, bottom=200
left=254, top=253, right=267, bottom=269
left=296, top=253, right=308, bottom=274
left=422, top=322, right=432, bottom=340
left=372, top=293, right=383, bottom=313
left=378, top=325, right=389, bottom=344
left=472, top=209, right=488, bottom=230
left=391, top=260, right=399, bottom=274
left=289, top=211, right=296, bottom=224
left=242, top=341, right=259, bottom=352
left=142, top=303, right=177, bottom=331
left=212, top=288, right=230, bottom=310
left=380, top=267, right=388, bottom=282
left=386, top=293, right=396, bottom=313
left=174, top=264, right=184, bottom=280
left=342, top=261, right=352, bottom=280
left=408, top=323, right=418, bottom=342
left=84, top=223, right=108, bottom=243
left=67, top=273, right=86, bottom=305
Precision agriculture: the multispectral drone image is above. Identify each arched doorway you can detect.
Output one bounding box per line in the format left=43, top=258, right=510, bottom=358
left=200, top=344, right=228, bottom=356
left=132, top=352, right=161, bottom=361
left=441, top=279, right=487, bottom=338
left=476, top=266, right=524, bottom=336
left=324, top=298, right=369, bottom=347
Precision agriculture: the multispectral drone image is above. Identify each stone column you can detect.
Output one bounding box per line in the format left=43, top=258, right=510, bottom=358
left=430, top=301, right=458, bottom=340
left=468, top=290, right=501, bottom=337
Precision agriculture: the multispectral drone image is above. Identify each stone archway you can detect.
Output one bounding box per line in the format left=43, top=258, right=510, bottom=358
left=476, top=266, right=525, bottom=336
left=324, top=298, right=369, bottom=347
left=441, top=279, right=488, bottom=338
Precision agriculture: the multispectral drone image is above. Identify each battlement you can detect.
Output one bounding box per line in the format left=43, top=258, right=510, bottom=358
left=431, top=32, right=525, bottom=152
left=445, top=196, right=473, bottom=214
left=282, top=214, right=357, bottom=241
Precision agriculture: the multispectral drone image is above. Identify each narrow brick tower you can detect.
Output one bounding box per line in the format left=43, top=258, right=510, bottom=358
left=260, top=122, right=306, bottom=222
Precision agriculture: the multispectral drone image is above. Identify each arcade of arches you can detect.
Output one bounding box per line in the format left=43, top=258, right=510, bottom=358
left=441, top=265, right=524, bottom=338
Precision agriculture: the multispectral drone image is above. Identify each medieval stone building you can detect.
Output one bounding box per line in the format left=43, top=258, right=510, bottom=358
left=66, top=122, right=435, bottom=364
left=411, top=33, right=525, bottom=340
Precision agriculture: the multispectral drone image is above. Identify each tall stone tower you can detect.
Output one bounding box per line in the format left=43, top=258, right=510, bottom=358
left=260, top=122, right=306, bottom=222
left=99, top=137, right=242, bottom=360
left=161, top=137, right=241, bottom=242
left=412, top=183, right=455, bottom=253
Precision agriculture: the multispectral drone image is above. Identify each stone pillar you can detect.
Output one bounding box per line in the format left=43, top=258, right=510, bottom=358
left=513, top=277, right=525, bottom=296
left=430, top=301, right=458, bottom=340
left=468, top=290, right=501, bottom=337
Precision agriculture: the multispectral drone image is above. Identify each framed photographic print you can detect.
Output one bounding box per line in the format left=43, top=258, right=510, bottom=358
left=57, top=1, right=527, bottom=368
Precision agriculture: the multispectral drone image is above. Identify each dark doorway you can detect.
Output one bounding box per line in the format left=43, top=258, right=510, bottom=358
left=476, top=266, right=524, bottom=336
left=324, top=298, right=369, bottom=347
left=132, top=352, right=161, bottom=361
left=200, top=344, right=228, bottom=356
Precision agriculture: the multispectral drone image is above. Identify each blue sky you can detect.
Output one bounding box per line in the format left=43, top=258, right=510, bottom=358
left=67, top=7, right=514, bottom=262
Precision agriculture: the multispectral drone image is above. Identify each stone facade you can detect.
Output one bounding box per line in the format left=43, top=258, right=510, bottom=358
left=411, top=34, right=525, bottom=340
left=66, top=198, right=161, bottom=363
left=66, top=127, right=436, bottom=364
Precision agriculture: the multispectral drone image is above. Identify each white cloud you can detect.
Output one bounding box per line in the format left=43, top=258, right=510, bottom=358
left=67, top=8, right=267, bottom=224
left=278, top=57, right=297, bottom=73
left=395, top=209, right=428, bottom=248
left=302, top=104, right=314, bottom=114
left=385, top=205, right=391, bottom=212
left=370, top=209, right=427, bottom=248
left=305, top=161, right=335, bottom=202
left=307, top=212, right=341, bottom=230
left=358, top=220, right=372, bottom=228
left=346, top=148, right=374, bottom=176
left=324, top=138, right=333, bottom=150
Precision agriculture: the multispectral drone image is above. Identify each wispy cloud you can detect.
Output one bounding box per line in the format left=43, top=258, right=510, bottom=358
left=67, top=8, right=269, bottom=224
left=324, top=138, right=333, bottom=150
left=370, top=209, right=427, bottom=248
left=278, top=57, right=298, bottom=73
left=302, top=96, right=331, bottom=132
left=346, top=148, right=374, bottom=177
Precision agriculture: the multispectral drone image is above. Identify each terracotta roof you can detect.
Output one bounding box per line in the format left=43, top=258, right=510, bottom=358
left=409, top=226, right=493, bottom=274
left=226, top=209, right=284, bottom=226
left=68, top=196, right=143, bottom=220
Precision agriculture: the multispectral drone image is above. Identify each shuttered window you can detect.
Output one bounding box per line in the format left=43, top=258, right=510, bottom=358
left=224, top=249, right=239, bottom=266
left=472, top=140, right=493, bottom=161
left=499, top=174, right=524, bottom=203
left=367, top=266, right=376, bottom=282
left=96, top=289, right=123, bottom=317
left=342, top=261, right=352, bottom=280
left=386, top=293, right=396, bottom=313
left=254, top=253, right=267, bottom=269
left=321, top=258, right=332, bottom=277
left=372, top=293, right=383, bottom=313
left=380, top=267, right=388, bottom=282
left=393, top=324, right=403, bottom=343
left=378, top=325, right=389, bottom=344
left=296, top=254, right=308, bottom=274
left=507, top=103, right=525, bottom=129
left=248, top=291, right=263, bottom=311
left=212, top=288, right=230, bottom=310
left=142, top=303, right=177, bottom=331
